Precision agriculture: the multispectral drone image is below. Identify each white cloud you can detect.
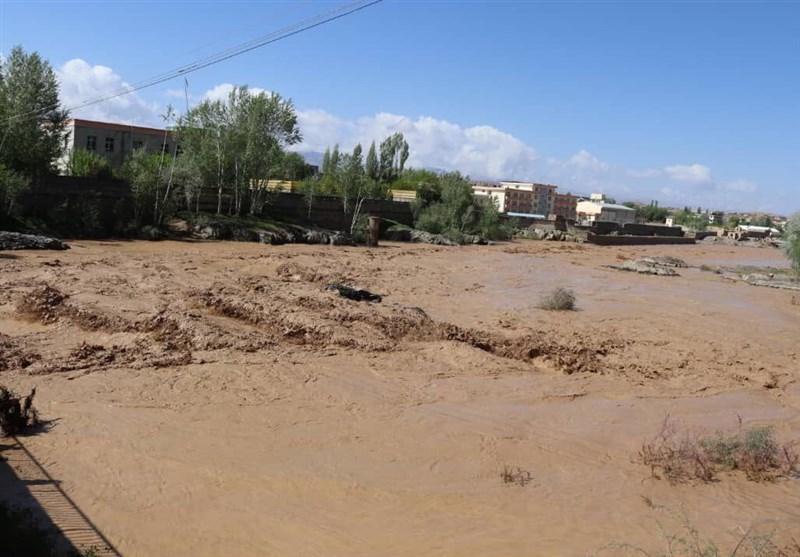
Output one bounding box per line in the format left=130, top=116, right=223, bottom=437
left=627, top=168, right=662, bottom=179
left=200, top=83, right=268, bottom=102
left=664, top=163, right=713, bottom=183
left=57, top=59, right=161, bottom=126
left=568, top=149, right=609, bottom=172
left=724, top=179, right=758, bottom=193
left=294, top=109, right=541, bottom=180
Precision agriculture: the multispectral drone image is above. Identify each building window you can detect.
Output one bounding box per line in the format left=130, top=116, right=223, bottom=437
left=105, top=137, right=114, bottom=152
left=162, top=143, right=170, bottom=155
left=86, top=136, right=97, bottom=151
left=133, top=140, right=144, bottom=150
left=175, top=145, right=182, bottom=156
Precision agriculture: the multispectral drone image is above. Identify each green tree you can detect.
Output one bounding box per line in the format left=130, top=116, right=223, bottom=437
left=783, top=212, right=800, bottom=274
left=279, top=151, right=313, bottom=181
left=176, top=85, right=300, bottom=216
left=0, top=163, right=29, bottom=223
left=65, top=148, right=114, bottom=180
left=0, top=45, right=68, bottom=178
left=379, top=132, right=409, bottom=182
left=321, top=147, right=331, bottom=176
left=329, top=144, right=340, bottom=174
left=339, top=144, right=367, bottom=232
left=121, top=149, right=162, bottom=226
left=365, top=141, right=378, bottom=181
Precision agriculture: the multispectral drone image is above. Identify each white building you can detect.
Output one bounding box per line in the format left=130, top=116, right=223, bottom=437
left=576, top=195, right=636, bottom=226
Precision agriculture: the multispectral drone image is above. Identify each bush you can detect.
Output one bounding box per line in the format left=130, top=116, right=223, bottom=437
left=537, top=287, right=576, bottom=311
left=65, top=148, right=115, bottom=180
left=783, top=211, right=800, bottom=274
left=0, top=163, right=30, bottom=209
left=137, top=225, right=164, bottom=241
left=640, top=415, right=798, bottom=484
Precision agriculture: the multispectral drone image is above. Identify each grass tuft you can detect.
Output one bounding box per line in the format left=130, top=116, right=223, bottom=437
left=537, top=287, right=576, bottom=311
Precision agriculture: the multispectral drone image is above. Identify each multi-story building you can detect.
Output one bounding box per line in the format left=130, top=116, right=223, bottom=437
left=59, top=119, right=179, bottom=171
left=500, top=181, right=556, bottom=215
left=472, top=183, right=507, bottom=211
left=472, top=181, right=558, bottom=216
left=552, top=192, right=579, bottom=220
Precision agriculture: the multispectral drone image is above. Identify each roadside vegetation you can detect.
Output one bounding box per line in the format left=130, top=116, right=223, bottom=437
left=639, top=415, right=798, bottom=484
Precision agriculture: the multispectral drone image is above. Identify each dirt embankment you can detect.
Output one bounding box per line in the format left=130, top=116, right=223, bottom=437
left=0, top=240, right=798, bottom=556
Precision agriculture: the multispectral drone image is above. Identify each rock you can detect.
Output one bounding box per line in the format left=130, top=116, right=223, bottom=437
left=193, top=222, right=230, bottom=240
left=386, top=228, right=412, bottom=242
left=230, top=225, right=258, bottom=242
left=302, top=230, right=354, bottom=246
left=385, top=228, right=460, bottom=246
left=327, top=231, right=355, bottom=246
left=462, top=234, right=488, bottom=245
left=0, top=231, right=69, bottom=251
left=605, top=258, right=680, bottom=276
left=639, top=256, right=688, bottom=268
left=410, top=230, right=460, bottom=246
left=257, top=229, right=295, bottom=245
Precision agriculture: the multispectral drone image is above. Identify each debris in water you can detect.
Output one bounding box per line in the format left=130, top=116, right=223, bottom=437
left=325, top=283, right=383, bottom=303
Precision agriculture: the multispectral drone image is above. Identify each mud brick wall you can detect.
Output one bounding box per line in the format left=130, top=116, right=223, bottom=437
left=621, top=223, right=684, bottom=237
left=587, top=233, right=696, bottom=245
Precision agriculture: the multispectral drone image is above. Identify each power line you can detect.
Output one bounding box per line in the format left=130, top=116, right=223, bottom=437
left=2, top=0, right=382, bottom=126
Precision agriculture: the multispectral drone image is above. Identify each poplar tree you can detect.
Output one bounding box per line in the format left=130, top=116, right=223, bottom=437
left=365, top=141, right=378, bottom=181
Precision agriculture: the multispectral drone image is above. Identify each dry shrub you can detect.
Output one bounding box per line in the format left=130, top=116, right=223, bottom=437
left=640, top=415, right=798, bottom=484
left=603, top=497, right=800, bottom=557
left=501, top=466, right=532, bottom=486
left=0, top=386, right=38, bottom=436
left=639, top=415, right=714, bottom=484
left=538, top=287, right=576, bottom=311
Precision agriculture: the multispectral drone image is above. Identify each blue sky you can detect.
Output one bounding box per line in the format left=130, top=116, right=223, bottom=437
left=2, top=0, right=799, bottom=213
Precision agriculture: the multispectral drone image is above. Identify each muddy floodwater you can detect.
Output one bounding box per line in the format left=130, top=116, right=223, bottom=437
left=1, top=240, right=798, bottom=556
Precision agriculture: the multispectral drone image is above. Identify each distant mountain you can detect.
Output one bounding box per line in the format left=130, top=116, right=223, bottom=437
left=295, top=150, right=324, bottom=167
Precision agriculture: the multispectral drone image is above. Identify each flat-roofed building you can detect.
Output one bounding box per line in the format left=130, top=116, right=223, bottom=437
left=499, top=181, right=556, bottom=215
left=59, top=119, right=179, bottom=172
left=577, top=196, right=636, bottom=226
left=472, top=183, right=507, bottom=211
left=553, top=192, right=579, bottom=220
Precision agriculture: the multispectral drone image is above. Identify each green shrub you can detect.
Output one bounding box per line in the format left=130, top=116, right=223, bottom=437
left=66, top=148, right=115, bottom=180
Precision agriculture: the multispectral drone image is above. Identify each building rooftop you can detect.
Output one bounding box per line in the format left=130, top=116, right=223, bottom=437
left=66, top=119, right=170, bottom=137
left=578, top=200, right=635, bottom=211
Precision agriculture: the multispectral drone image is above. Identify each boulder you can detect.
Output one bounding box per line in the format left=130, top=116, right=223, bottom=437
left=0, top=231, right=69, bottom=251
left=257, top=229, right=295, bottom=245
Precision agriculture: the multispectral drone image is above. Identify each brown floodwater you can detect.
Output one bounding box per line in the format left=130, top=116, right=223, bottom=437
left=1, top=240, right=798, bottom=556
